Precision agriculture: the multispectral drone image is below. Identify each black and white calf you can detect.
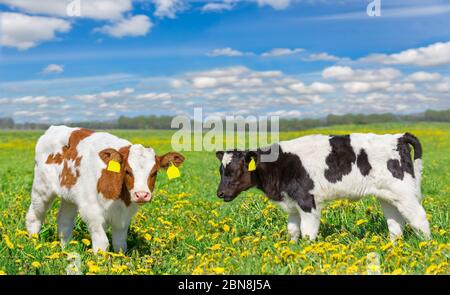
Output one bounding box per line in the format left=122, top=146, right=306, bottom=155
left=216, top=133, right=430, bottom=241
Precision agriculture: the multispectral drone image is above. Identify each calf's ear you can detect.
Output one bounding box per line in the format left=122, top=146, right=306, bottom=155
left=99, top=148, right=123, bottom=165
left=97, top=148, right=125, bottom=200
left=157, top=152, right=185, bottom=169
left=244, top=150, right=258, bottom=164
left=216, top=151, right=224, bottom=161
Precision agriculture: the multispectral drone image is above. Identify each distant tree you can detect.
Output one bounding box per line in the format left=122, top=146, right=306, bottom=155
left=0, top=117, right=14, bottom=129
left=424, top=109, right=450, bottom=122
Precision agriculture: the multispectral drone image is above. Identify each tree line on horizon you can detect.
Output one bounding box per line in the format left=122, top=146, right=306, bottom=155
left=1, top=109, right=449, bottom=131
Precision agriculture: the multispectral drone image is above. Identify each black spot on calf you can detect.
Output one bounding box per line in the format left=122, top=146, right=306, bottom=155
left=356, top=149, right=372, bottom=176
left=387, top=133, right=420, bottom=180
left=256, top=145, right=316, bottom=212
left=324, top=135, right=356, bottom=183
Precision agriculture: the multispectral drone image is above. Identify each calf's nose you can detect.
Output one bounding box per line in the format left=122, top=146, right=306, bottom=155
left=135, top=191, right=151, bottom=202
left=217, top=190, right=225, bottom=198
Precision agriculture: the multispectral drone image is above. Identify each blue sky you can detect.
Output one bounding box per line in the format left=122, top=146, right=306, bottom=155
left=0, top=0, right=449, bottom=123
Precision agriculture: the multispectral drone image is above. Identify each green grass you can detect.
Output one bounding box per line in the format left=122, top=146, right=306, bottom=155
left=0, top=122, right=448, bottom=275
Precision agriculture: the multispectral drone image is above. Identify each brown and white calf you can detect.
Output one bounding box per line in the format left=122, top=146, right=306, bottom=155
left=26, top=125, right=184, bottom=253
left=216, top=133, right=430, bottom=242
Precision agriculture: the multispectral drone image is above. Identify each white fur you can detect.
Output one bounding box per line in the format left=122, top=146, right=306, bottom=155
left=276, top=133, right=430, bottom=241
left=26, top=125, right=156, bottom=253
left=222, top=153, right=233, bottom=167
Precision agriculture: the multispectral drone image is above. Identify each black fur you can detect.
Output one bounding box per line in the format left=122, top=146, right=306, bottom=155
left=387, top=133, right=419, bottom=180
left=324, top=135, right=356, bottom=183
left=255, top=145, right=316, bottom=212
left=356, top=148, right=372, bottom=176
left=402, top=132, right=422, bottom=160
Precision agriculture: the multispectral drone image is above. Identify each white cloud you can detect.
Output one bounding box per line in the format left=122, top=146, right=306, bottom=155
left=186, top=66, right=249, bottom=78
left=74, top=87, right=134, bottom=102
left=386, top=83, right=416, bottom=93
left=13, top=95, right=64, bottom=105
left=13, top=110, right=45, bottom=117
left=0, top=0, right=133, bottom=20
left=171, top=79, right=185, bottom=88
left=207, top=47, right=252, bottom=57
left=323, top=66, right=402, bottom=82
left=42, top=64, right=64, bottom=74
left=0, top=12, right=71, bottom=50
left=426, top=82, right=449, bottom=93
left=257, top=0, right=291, bottom=10
left=261, top=48, right=304, bottom=57
left=153, top=0, right=186, bottom=19
left=303, top=52, right=341, bottom=62
left=289, top=82, right=335, bottom=94
left=202, top=1, right=235, bottom=13
left=136, top=92, right=172, bottom=100
left=342, top=81, right=391, bottom=94
left=322, top=66, right=354, bottom=80
left=95, top=15, right=153, bottom=38
left=406, top=71, right=443, bottom=82
left=360, top=41, right=450, bottom=67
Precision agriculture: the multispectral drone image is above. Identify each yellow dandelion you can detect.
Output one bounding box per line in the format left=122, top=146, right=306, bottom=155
left=392, top=268, right=403, bottom=275
left=0, top=270, right=6, bottom=275
left=209, top=244, right=221, bottom=251
left=82, top=239, right=91, bottom=246
left=144, top=234, right=152, bottom=241
left=223, top=224, right=230, bottom=232
left=356, top=219, right=368, bottom=226
left=381, top=242, right=392, bottom=251
left=87, top=261, right=99, bottom=273
left=425, top=264, right=438, bottom=274
left=45, top=253, right=61, bottom=260
left=31, top=261, right=41, bottom=268
left=2, top=234, right=14, bottom=249
left=232, top=237, right=240, bottom=244
left=211, top=267, right=225, bottom=274
left=302, top=266, right=315, bottom=274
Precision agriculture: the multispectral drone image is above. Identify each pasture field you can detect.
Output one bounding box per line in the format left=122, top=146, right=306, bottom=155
left=0, top=123, right=448, bottom=275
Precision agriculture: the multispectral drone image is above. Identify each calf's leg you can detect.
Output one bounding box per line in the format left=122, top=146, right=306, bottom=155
left=26, top=189, right=56, bottom=235
left=78, top=204, right=109, bottom=253
left=379, top=199, right=404, bottom=241
left=112, top=225, right=129, bottom=253
left=57, top=200, right=78, bottom=246
left=299, top=207, right=321, bottom=240
left=378, top=188, right=430, bottom=239
left=287, top=212, right=301, bottom=242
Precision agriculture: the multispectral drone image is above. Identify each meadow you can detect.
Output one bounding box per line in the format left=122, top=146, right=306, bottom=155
left=0, top=122, right=448, bottom=275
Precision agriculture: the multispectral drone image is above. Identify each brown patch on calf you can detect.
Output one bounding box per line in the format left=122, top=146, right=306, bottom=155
left=147, top=151, right=184, bottom=191
left=46, top=128, right=94, bottom=188
left=147, top=161, right=159, bottom=192
left=97, top=146, right=134, bottom=206
left=157, top=152, right=185, bottom=169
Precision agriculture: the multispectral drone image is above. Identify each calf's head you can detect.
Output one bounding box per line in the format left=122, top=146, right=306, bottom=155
left=215, top=150, right=257, bottom=202
left=98, top=145, right=184, bottom=205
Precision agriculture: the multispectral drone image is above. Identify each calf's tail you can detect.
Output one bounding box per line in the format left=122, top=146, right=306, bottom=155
left=403, top=132, right=423, bottom=200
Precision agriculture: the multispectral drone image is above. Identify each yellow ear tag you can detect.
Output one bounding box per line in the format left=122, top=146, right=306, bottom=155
left=248, top=157, right=256, bottom=172
left=107, top=160, right=121, bottom=173
left=167, top=162, right=181, bottom=180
